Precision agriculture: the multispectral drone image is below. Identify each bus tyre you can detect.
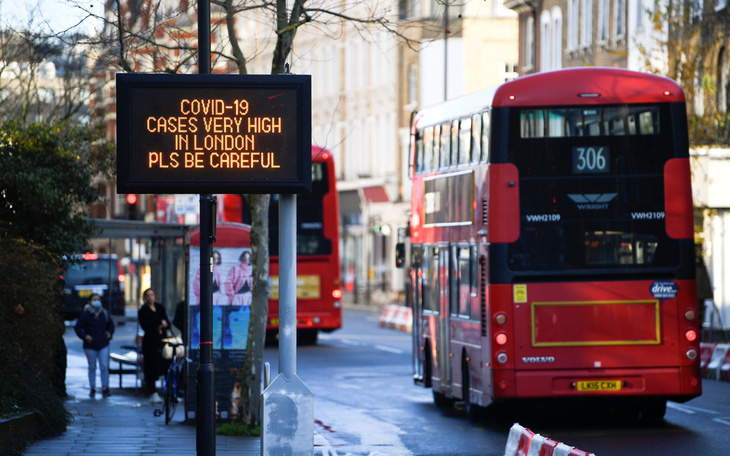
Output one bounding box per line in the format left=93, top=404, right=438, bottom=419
left=423, top=340, right=432, bottom=388
left=433, top=389, right=454, bottom=408
left=297, top=329, right=318, bottom=346
left=462, top=360, right=478, bottom=420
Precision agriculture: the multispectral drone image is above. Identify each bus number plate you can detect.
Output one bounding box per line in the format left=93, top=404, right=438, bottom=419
left=269, top=318, right=279, bottom=326
left=577, top=380, right=622, bottom=391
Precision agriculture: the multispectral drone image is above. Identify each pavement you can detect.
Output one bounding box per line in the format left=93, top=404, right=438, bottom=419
left=22, top=315, right=261, bottom=456
left=22, top=290, right=393, bottom=456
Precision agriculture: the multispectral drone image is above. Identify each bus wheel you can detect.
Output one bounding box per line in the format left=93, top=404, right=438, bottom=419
left=462, top=359, right=480, bottom=420
left=423, top=340, right=432, bottom=388
left=433, top=389, right=454, bottom=408
left=297, top=329, right=318, bottom=346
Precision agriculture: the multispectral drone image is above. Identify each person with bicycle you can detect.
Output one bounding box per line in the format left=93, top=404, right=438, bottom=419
left=74, top=293, right=115, bottom=398
left=138, top=288, right=170, bottom=404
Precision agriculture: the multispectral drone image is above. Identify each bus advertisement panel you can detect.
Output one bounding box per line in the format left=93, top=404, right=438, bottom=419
left=186, top=223, right=252, bottom=422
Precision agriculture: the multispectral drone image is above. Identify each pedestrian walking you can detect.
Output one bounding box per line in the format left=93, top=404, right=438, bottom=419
left=138, top=288, right=170, bottom=404
left=74, top=293, right=115, bottom=398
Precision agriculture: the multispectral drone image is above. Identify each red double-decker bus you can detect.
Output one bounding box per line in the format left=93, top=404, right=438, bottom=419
left=219, top=146, right=342, bottom=344
left=400, top=68, right=701, bottom=419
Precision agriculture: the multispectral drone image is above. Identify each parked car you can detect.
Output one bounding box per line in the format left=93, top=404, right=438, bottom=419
left=60, top=253, right=126, bottom=320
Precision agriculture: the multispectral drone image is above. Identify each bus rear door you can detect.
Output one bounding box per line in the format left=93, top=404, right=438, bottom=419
left=436, top=244, right=452, bottom=395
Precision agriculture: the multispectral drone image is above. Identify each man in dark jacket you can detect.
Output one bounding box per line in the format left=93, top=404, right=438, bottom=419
left=74, top=294, right=115, bottom=397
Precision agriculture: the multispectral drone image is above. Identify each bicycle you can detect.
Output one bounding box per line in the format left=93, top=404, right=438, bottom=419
left=153, top=339, right=187, bottom=424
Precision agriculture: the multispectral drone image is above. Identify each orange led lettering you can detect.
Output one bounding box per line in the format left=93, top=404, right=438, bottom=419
left=248, top=117, right=282, bottom=133
left=180, top=99, right=227, bottom=115
left=175, top=135, right=188, bottom=150
left=202, top=116, right=240, bottom=134
left=148, top=152, right=180, bottom=169
left=184, top=152, right=205, bottom=168
left=149, top=151, right=161, bottom=167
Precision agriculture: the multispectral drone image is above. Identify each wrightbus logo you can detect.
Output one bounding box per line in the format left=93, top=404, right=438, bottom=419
left=567, top=193, right=617, bottom=210
left=522, top=356, right=555, bottom=364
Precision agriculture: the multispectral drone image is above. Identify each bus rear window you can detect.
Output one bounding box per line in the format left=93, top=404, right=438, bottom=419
left=520, top=106, right=660, bottom=138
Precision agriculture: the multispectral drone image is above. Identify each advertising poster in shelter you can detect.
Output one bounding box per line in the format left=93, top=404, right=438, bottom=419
left=187, top=246, right=252, bottom=421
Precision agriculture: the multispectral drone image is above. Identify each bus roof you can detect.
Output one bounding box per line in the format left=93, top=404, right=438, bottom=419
left=493, top=67, right=685, bottom=107
left=414, top=69, right=685, bottom=130
left=414, top=86, right=498, bottom=129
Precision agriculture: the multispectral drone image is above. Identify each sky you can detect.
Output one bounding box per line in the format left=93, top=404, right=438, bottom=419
left=0, top=0, right=104, bottom=34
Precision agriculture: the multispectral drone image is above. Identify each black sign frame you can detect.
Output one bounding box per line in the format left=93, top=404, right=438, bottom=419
left=116, top=73, right=311, bottom=194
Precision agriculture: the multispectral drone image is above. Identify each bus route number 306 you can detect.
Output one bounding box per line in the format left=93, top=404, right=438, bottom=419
left=572, top=146, right=610, bottom=174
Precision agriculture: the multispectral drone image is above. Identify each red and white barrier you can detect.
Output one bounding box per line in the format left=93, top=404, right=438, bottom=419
left=504, top=423, right=597, bottom=456
left=700, top=342, right=730, bottom=382
left=378, top=304, right=412, bottom=333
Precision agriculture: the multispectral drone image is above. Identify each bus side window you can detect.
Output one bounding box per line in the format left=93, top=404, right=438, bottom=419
left=481, top=111, right=490, bottom=162
left=457, top=246, right=471, bottom=317
left=451, top=245, right=460, bottom=316
left=440, top=123, right=451, bottom=168
left=432, top=125, right=441, bottom=171
left=471, top=113, right=482, bottom=164
left=459, top=117, right=471, bottom=165
left=470, top=245, right=478, bottom=299
left=422, top=246, right=436, bottom=313
left=451, top=119, right=460, bottom=166
left=415, top=131, right=424, bottom=173
left=423, top=127, right=433, bottom=172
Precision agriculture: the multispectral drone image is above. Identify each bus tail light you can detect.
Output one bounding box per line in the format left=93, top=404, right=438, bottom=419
left=684, top=309, right=697, bottom=321
left=685, top=329, right=698, bottom=342
left=686, top=348, right=698, bottom=360
left=495, top=332, right=508, bottom=345
left=332, top=289, right=342, bottom=299
left=496, top=352, right=509, bottom=364
left=494, top=312, right=507, bottom=326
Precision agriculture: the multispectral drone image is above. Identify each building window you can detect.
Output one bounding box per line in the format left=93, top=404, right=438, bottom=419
left=408, top=64, right=418, bottom=105
left=541, top=11, right=551, bottom=71
left=581, top=0, right=592, bottom=47
left=525, top=15, right=535, bottom=71
left=719, top=48, right=728, bottom=114
left=568, top=0, right=579, bottom=50
left=504, top=62, right=518, bottom=81
left=552, top=8, right=563, bottom=70
left=599, top=0, right=609, bottom=43
left=615, top=0, right=626, bottom=40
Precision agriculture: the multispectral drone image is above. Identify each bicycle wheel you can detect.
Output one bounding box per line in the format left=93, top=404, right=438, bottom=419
left=164, top=376, right=177, bottom=424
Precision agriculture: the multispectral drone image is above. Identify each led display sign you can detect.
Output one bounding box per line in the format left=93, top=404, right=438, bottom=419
left=116, top=73, right=311, bottom=194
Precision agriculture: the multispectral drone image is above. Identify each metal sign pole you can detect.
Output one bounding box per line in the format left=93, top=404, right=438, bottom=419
left=262, top=194, right=314, bottom=455
left=197, top=2, right=216, bottom=456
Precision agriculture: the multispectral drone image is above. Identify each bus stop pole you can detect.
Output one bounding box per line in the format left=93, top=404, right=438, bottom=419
left=197, top=2, right=216, bottom=456
left=261, top=194, right=314, bottom=455
left=279, top=194, right=296, bottom=378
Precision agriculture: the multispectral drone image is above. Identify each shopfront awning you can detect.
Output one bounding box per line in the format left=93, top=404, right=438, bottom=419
left=362, top=186, right=389, bottom=203
left=89, top=219, right=189, bottom=239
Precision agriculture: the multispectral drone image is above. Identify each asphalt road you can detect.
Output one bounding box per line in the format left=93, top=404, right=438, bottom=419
left=68, top=305, right=730, bottom=455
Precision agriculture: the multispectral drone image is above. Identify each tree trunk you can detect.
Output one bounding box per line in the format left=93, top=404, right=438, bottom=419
left=240, top=193, right=270, bottom=427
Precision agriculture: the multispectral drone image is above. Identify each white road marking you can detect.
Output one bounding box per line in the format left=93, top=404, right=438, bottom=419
left=668, top=402, right=720, bottom=415
left=374, top=344, right=404, bottom=354
left=712, top=417, right=730, bottom=426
